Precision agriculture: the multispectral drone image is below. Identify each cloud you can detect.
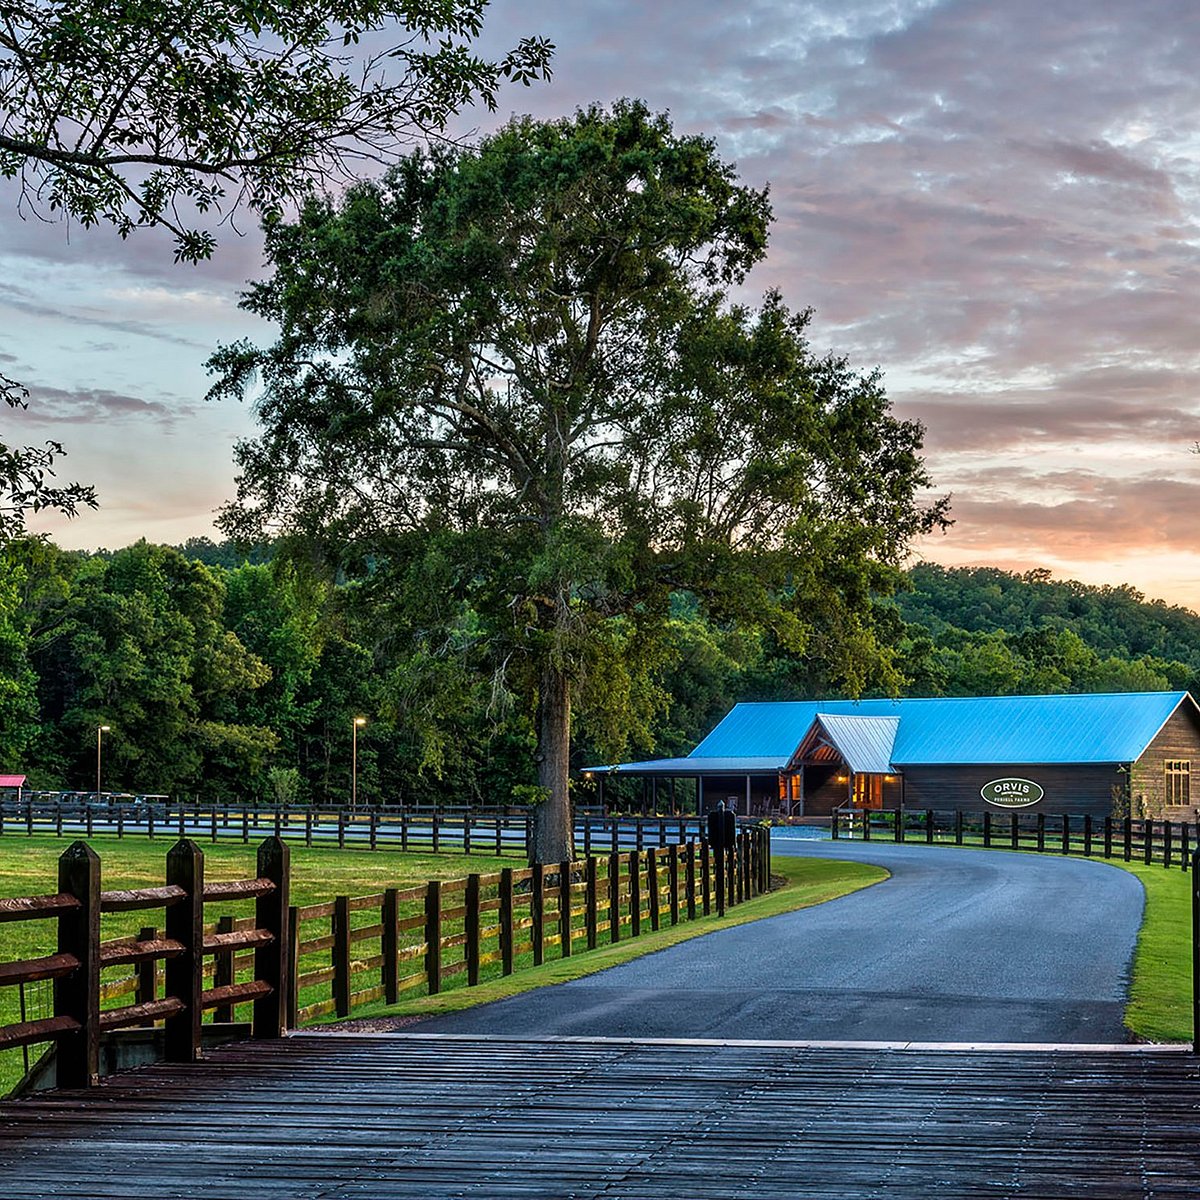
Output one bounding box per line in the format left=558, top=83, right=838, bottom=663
left=12, top=384, right=198, bottom=428
left=0, top=282, right=209, bottom=350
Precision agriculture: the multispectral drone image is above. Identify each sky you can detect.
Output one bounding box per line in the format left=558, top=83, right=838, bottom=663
left=5, top=0, right=1200, bottom=608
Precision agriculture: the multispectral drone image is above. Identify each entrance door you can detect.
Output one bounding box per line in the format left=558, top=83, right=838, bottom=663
left=853, top=773, right=883, bottom=809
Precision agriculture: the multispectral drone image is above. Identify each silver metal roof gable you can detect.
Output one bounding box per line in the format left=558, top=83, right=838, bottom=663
left=809, top=714, right=899, bottom=774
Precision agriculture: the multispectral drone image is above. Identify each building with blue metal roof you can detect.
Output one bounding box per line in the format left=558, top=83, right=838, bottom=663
left=584, top=691, right=1200, bottom=819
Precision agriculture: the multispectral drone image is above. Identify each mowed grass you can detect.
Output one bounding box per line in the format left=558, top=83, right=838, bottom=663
left=1111, top=861, right=1192, bottom=1044
left=312, top=854, right=888, bottom=1027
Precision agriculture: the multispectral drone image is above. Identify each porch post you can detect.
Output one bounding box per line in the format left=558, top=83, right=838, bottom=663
left=745, top=774, right=751, bottom=816
left=697, top=775, right=704, bottom=815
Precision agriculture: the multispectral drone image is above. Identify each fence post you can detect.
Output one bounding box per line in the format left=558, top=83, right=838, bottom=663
left=163, top=838, right=204, bottom=1063
left=1062, top=814, right=1070, bottom=856
left=425, top=881, right=442, bottom=996
left=728, top=837, right=738, bottom=908
left=1182, top=825, right=1191, bottom=874
left=983, top=811, right=991, bottom=847
left=627, top=851, right=640, bottom=936
left=953, top=809, right=962, bottom=845
left=286, top=907, right=299, bottom=1030
left=494, top=816, right=503, bottom=858
left=711, top=836, right=724, bottom=917
left=585, top=856, right=598, bottom=950
left=500, top=868, right=515, bottom=974
left=894, top=809, right=902, bottom=843
left=382, top=888, right=399, bottom=1005
left=214, top=914, right=235, bottom=1023
left=831, top=810, right=840, bottom=840
left=432, top=813, right=440, bottom=854
left=1104, top=815, right=1113, bottom=858
left=370, top=810, right=378, bottom=851
left=305, top=809, right=313, bottom=848
left=1010, top=813, right=1018, bottom=850
left=254, top=836, right=289, bottom=1037
left=1124, top=816, right=1132, bottom=862
left=531, top=862, right=545, bottom=965
left=1164, top=822, right=1173, bottom=870
left=611, top=818, right=619, bottom=854
left=55, top=841, right=101, bottom=1088
left=608, top=853, right=621, bottom=943
left=668, top=843, right=680, bottom=924
left=337, top=810, right=346, bottom=850
left=647, top=848, right=660, bottom=932
left=685, top=842, right=697, bottom=920
left=1192, top=847, right=1199, bottom=1054
left=241, top=806, right=249, bottom=844
left=558, top=861, right=572, bottom=958
left=116, top=807, right=124, bottom=839
left=85, top=808, right=93, bottom=839
left=583, top=818, right=591, bottom=859
left=1144, top=820, right=1154, bottom=866
left=465, top=874, right=481, bottom=985
left=1084, top=814, right=1093, bottom=858
left=333, top=894, right=351, bottom=1019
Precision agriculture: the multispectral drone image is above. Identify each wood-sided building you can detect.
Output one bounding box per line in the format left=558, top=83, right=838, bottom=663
left=584, top=691, right=1200, bottom=820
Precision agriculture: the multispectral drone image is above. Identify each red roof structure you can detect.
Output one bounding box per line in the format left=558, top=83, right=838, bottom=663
left=0, top=775, right=27, bottom=788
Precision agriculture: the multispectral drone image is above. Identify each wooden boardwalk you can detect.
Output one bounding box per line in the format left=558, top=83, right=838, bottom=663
left=0, top=1035, right=1197, bottom=1198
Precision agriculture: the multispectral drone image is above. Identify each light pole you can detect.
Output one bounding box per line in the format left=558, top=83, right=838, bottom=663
left=352, top=717, right=367, bottom=809
left=96, top=724, right=111, bottom=799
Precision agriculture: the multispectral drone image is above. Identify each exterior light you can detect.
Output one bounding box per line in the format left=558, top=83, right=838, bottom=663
left=96, top=725, right=112, bottom=799
left=352, top=717, right=367, bottom=808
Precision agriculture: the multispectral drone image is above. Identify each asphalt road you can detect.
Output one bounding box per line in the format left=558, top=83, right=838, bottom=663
left=412, top=835, right=1145, bottom=1043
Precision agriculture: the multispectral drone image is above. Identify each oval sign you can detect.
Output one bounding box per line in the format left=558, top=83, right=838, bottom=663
left=981, top=778, right=1044, bottom=808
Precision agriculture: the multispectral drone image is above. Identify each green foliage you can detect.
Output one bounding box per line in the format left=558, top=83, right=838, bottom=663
left=1, top=388, right=97, bottom=543
left=208, top=101, right=946, bottom=857
left=892, top=565, right=1200, bottom=698
left=0, top=0, right=552, bottom=261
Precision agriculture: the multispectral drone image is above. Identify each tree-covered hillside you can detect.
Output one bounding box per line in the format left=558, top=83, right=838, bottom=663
left=892, top=564, right=1200, bottom=699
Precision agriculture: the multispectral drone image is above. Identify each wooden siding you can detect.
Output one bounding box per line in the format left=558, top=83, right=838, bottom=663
left=801, top=764, right=847, bottom=816
left=1129, top=702, right=1200, bottom=818
left=901, top=763, right=1125, bottom=817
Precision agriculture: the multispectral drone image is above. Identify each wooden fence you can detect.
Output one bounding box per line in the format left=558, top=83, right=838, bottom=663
left=833, top=807, right=1199, bottom=870
left=0, top=837, right=289, bottom=1089
left=0, top=826, right=769, bottom=1090
left=0, top=800, right=704, bottom=858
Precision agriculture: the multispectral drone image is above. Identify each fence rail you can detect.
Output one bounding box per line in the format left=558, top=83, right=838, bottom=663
left=0, top=801, right=706, bottom=858
left=0, top=825, right=769, bottom=1091
left=833, top=807, right=1199, bottom=870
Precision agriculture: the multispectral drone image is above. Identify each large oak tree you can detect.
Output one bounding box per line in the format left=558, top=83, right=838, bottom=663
left=209, top=101, right=949, bottom=861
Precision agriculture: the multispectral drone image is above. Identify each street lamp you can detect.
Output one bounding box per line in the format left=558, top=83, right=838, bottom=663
left=96, top=725, right=111, bottom=799
left=352, top=717, right=367, bottom=809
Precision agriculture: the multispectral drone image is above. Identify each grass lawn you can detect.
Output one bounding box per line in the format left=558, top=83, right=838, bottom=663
left=1109, top=861, right=1192, bottom=1044
left=311, top=854, right=888, bottom=1027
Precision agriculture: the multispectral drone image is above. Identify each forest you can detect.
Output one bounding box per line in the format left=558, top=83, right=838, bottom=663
left=2, top=537, right=1197, bottom=807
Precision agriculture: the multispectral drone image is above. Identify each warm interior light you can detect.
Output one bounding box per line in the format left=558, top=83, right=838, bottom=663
left=354, top=716, right=367, bottom=726
left=99, top=725, right=111, bottom=732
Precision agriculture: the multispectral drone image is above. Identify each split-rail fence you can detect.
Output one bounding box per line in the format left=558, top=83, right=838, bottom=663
left=0, top=825, right=770, bottom=1090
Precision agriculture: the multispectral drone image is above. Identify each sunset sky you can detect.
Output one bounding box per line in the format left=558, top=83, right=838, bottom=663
left=5, top=0, right=1200, bottom=608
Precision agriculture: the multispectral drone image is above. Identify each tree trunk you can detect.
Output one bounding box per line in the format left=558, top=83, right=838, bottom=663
left=530, top=664, right=574, bottom=864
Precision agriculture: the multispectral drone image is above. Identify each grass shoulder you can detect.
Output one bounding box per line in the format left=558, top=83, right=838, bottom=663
left=312, top=855, right=888, bottom=1028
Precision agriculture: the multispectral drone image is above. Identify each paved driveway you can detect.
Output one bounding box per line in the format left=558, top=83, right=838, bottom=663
left=413, top=836, right=1145, bottom=1043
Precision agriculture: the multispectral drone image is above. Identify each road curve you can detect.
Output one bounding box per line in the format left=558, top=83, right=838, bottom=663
left=411, top=835, right=1145, bottom=1043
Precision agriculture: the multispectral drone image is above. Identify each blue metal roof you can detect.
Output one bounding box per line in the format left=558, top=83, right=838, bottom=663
left=812, top=715, right=899, bottom=774
left=688, top=691, right=1193, bottom=767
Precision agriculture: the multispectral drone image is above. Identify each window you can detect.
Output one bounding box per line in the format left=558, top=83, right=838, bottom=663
left=1165, top=760, right=1190, bottom=807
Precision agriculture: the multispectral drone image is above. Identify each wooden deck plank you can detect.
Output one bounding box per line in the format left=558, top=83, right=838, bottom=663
left=0, top=1036, right=1197, bottom=1198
